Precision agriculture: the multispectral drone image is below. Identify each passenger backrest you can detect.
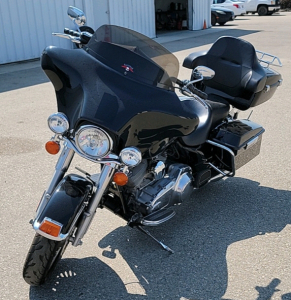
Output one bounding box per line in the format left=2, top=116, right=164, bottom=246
left=183, top=36, right=267, bottom=110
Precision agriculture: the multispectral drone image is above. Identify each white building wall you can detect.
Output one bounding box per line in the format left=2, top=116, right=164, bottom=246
left=85, top=0, right=110, bottom=31
left=108, top=0, right=155, bottom=38
left=0, top=0, right=210, bottom=64
left=189, top=0, right=212, bottom=30
left=0, top=0, right=86, bottom=64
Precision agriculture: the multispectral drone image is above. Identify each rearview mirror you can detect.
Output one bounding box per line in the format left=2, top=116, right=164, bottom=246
left=194, top=66, right=215, bottom=80
left=67, top=6, right=86, bottom=26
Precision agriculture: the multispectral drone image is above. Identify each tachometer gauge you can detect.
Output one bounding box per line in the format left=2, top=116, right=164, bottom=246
left=75, top=125, right=112, bottom=158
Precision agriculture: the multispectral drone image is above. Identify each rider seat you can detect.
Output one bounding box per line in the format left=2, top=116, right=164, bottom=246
left=180, top=96, right=230, bottom=146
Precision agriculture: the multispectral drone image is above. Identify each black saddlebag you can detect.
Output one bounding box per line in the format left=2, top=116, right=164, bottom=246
left=212, top=119, right=265, bottom=170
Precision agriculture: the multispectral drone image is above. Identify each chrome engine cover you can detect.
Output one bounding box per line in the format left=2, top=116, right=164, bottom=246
left=135, top=163, right=193, bottom=215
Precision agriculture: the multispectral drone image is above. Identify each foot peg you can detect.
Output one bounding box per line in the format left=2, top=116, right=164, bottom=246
left=140, top=209, right=176, bottom=226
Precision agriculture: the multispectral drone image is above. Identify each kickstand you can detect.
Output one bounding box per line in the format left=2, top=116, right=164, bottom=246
left=137, top=226, right=174, bottom=254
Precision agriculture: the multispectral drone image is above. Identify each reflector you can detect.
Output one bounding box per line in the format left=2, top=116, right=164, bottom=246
left=39, top=219, right=62, bottom=237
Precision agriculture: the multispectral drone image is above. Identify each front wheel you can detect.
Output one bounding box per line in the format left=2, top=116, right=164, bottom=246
left=257, top=5, right=268, bottom=16
left=218, top=22, right=226, bottom=26
left=23, top=233, right=68, bottom=286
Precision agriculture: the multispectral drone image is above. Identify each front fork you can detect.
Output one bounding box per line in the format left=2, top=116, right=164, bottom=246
left=72, top=164, right=115, bottom=246
left=34, top=141, right=116, bottom=246
left=35, top=143, right=75, bottom=219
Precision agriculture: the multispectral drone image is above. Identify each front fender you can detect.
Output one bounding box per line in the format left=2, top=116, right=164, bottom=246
left=33, top=174, right=93, bottom=240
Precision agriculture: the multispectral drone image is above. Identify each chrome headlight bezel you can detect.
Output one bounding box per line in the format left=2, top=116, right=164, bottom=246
left=119, top=147, right=142, bottom=167
left=75, top=125, right=112, bottom=159
left=47, top=112, right=69, bottom=134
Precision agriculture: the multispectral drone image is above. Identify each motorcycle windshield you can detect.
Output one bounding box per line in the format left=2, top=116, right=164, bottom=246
left=86, top=25, right=179, bottom=90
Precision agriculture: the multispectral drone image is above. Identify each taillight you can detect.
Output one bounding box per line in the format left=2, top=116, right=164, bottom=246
left=233, top=4, right=239, bottom=8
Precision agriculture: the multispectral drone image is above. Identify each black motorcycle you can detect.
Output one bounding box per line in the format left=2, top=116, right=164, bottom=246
left=23, top=6, right=282, bottom=286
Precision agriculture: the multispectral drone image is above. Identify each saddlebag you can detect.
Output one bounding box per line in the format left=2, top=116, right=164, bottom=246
left=211, top=119, right=265, bottom=171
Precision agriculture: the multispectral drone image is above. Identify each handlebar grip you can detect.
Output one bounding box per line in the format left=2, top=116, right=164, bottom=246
left=188, top=85, right=208, bottom=100
left=176, top=79, right=184, bottom=87
left=64, top=28, right=80, bottom=37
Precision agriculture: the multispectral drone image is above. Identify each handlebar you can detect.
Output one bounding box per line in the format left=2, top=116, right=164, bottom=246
left=52, top=28, right=93, bottom=45
left=176, top=78, right=208, bottom=100
left=64, top=28, right=81, bottom=37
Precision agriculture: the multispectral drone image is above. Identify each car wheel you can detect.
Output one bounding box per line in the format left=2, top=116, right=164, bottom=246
left=257, top=5, right=268, bottom=16
left=211, top=14, right=216, bottom=26
left=218, top=22, right=226, bottom=26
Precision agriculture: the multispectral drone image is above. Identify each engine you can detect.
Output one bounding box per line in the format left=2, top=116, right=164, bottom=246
left=128, top=162, right=194, bottom=216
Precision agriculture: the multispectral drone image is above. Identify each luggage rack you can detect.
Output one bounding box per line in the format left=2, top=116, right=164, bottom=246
left=256, top=50, right=282, bottom=68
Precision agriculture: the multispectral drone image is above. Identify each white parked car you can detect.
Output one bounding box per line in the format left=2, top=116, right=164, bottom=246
left=236, top=0, right=281, bottom=15
left=212, top=0, right=246, bottom=16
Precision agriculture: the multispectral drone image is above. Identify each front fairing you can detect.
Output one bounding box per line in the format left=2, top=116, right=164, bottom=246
left=41, top=25, right=199, bottom=157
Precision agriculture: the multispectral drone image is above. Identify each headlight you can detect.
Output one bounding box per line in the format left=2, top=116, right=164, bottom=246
left=75, top=125, right=112, bottom=158
left=119, top=147, right=142, bottom=167
left=47, top=113, right=69, bottom=134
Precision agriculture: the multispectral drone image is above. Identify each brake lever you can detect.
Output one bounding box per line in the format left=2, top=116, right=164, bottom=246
left=52, top=32, right=81, bottom=44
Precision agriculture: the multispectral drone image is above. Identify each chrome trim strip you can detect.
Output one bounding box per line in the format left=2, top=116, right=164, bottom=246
left=33, top=217, right=68, bottom=241
left=141, top=211, right=176, bottom=226
left=245, top=136, right=259, bottom=149
left=64, top=138, right=121, bottom=167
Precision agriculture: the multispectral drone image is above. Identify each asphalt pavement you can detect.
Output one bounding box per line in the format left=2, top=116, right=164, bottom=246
left=0, top=12, right=291, bottom=300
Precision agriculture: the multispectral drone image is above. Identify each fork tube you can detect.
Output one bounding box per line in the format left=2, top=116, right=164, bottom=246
left=35, top=143, right=75, bottom=218
left=72, top=164, right=116, bottom=246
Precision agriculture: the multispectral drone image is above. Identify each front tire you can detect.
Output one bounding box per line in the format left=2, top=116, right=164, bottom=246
left=257, top=5, right=268, bottom=16
left=23, top=233, right=68, bottom=286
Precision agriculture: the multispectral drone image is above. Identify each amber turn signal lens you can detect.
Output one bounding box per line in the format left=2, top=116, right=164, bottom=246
left=39, top=219, right=61, bottom=237
left=45, top=141, right=60, bottom=155
left=113, top=172, right=128, bottom=186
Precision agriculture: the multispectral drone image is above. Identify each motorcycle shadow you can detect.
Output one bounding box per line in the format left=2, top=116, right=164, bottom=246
left=29, top=177, right=291, bottom=300
left=29, top=256, right=144, bottom=300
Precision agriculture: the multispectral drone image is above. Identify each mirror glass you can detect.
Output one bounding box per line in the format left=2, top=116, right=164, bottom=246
left=67, top=6, right=86, bottom=26
left=194, top=66, right=215, bottom=80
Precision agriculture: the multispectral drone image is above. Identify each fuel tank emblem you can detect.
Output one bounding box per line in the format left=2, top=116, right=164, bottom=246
left=122, top=64, right=134, bottom=75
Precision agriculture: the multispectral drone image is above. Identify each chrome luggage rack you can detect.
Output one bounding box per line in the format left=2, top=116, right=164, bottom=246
left=256, top=50, right=282, bottom=68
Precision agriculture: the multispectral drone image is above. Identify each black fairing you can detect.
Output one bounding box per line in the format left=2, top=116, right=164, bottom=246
left=41, top=44, right=199, bottom=157
left=38, top=174, right=93, bottom=234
